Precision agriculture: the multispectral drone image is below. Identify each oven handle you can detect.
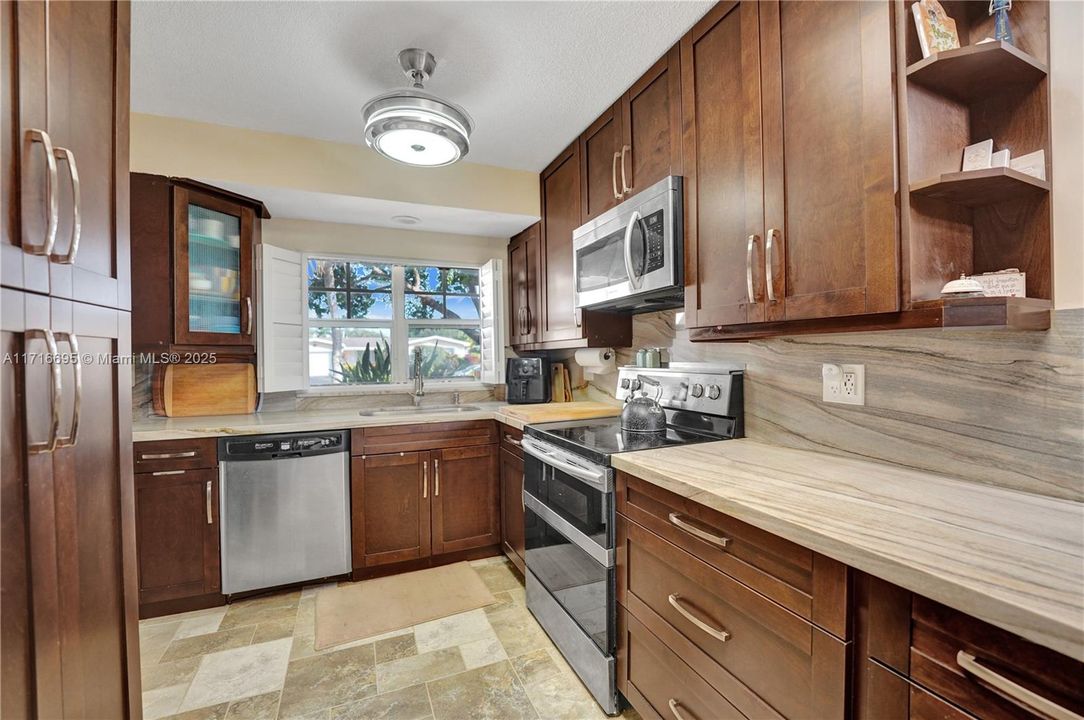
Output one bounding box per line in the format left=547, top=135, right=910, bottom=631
left=523, top=492, right=615, bottom=568
left=520, top=436, right=610, bottom=492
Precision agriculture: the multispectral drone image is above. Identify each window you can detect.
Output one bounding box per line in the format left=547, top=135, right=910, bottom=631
left=306, top=258, right=485, bottom=387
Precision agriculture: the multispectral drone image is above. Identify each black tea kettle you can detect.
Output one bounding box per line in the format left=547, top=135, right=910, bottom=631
left=621, top=375, right=667, bottom=433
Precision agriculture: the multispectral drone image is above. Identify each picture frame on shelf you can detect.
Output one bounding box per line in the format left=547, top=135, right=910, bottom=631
left=961, top=139, right=994, bottom=171
left=1010, top=149, right=1046, bottom=180
left=990, top=149, right=1011, bottom=168
left=912, top=0, right=961, bottom=59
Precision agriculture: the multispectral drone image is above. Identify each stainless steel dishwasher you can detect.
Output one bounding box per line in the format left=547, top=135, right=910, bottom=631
left=219, top=430, right=351, bottom=595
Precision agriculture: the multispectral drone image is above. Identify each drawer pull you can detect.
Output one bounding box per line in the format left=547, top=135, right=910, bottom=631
left=668, top=593, right=731, bottom=643
left=956, top=651, right=1083, bottom=720
left=151, top=470, right=185, bottom=476
left=668, top=512, right=730, bottom=548
left=205, top=481, right=213, bottom=525
left=504, top=433, right=522, bottom=448
left=668, top=699, right=690, bottom=720
left=140, top=450, right=197, bottom=460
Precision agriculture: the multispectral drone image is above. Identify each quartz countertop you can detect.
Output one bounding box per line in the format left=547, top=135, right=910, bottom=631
left=131, top=401, right=621, bottom=442
left=610, top=438, right=1084, bottom=661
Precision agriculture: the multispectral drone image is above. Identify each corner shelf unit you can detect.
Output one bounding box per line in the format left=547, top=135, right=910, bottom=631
left=896, top=0, right=1053, bottom=330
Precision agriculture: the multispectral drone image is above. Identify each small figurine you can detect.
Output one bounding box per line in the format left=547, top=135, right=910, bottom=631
left=990, top=0, right=1014, bottom=45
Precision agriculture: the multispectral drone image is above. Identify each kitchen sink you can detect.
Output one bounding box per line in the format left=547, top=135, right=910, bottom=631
left=358, top=405, right=481, bottom=417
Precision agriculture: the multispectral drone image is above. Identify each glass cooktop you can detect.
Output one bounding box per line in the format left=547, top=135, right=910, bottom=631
left=524, top=415, right=734, bottom=466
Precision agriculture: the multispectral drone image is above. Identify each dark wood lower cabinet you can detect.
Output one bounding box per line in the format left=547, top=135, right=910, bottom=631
left=351, top=452, right=431, bottom=568
left=499, top=446, right=525, bottom=573
left=135, top=469, right=221, bottom=607
left=431, top=444, right=499, bottom=555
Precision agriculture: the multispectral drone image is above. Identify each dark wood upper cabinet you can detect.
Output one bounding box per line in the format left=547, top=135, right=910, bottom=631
left=682, top=0, right=767, bottom=328
left=130, top=173, right=268, bottom=354
left=135, top=468, right=220, bottom=608
left=760, top=0, right=899, bottom=322
left=540, top=143, right=583, bottom=344
left=351, top=452, right=432, bottom=569
left=579, top=103, right=623, bottom=223
left=619, top=46, right=683, bottom=197
left=508, top=223, right=541, bottom=346
left=431, top=444, right=500, bottom=555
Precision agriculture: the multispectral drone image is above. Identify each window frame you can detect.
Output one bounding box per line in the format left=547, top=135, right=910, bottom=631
left=301, top=252, right=487, bottom=393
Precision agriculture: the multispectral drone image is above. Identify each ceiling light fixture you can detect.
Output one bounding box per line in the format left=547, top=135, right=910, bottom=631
left=361, top=48, right=474, bottom=168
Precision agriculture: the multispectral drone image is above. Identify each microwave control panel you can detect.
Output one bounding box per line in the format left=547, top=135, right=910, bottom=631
left=643, top=209, right=666, bottom=273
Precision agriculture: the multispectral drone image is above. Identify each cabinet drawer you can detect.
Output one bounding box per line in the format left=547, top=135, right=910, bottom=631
left=857, top=659, right=974, bottom=720
left=910, top=597, right=1084, bottom=720
left=617, top=472, right=848, bottom=636
left=619, top=609, right=747, bottom=720
left=352, top=420, right=497, bottom=455
left=619, top=516, right=847, bottom=720
left=134, top=438, right=218, bottom=473
left=499, top=423, right=524, bottom=457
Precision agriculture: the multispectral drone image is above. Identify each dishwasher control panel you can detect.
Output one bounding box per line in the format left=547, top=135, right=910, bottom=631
left=219, top=430, right=348, bottom=461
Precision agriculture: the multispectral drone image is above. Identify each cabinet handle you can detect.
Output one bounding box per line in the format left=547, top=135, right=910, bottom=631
left=668, top=594, right=730, bottom=643
left=745, top=234, right=758, bottom=305
left=49, top=147, right=81, bottom=265
left=526, top=307, right=533, bottom=335
left=205, top=480, right=213, bottom=524
left=504, top=434, right=522, bottom=448
left=612, top=151, right=623, bottom=201
left=25, top=329, right=61, bottom=454
left=243, top=296, right=253, bottom=335
left=434, top=458, right=440, bottom=496
left=140, top=450, right=197, bottom=460
left=956, top=651, right=1083, bottom=720
left=668, top=512, right=730, bottom=548
left=53, top=332, right=81, bottom=448
left=23, top=129, right=59, bottom=256
left=151, top=470, right=185, bottom=476
left=423, top=460, right=428, bottom=499
left=667, top=699, right=690, bottom=720
left=620, top=144, right=632, bottom=195
left=765, top=228, right=779, bottom=304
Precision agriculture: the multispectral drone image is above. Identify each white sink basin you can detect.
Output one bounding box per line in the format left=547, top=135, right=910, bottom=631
left=359, top=405, right=481, bottom=417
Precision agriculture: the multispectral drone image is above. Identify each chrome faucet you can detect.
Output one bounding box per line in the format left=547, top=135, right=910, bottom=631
left=410, top=347, right=425, bottom=407
left=452, top=391, right=461, bottom=406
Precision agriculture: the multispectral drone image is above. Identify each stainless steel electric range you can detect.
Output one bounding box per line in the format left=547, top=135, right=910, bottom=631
left=521, top=364, right=744, bottom=714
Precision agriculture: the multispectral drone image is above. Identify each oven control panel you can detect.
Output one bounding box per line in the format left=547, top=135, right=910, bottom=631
left=616, top=364, right=743, bottom=417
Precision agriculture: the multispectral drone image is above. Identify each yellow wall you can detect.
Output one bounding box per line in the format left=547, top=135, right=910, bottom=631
left=129, top=113, right=540, bottom=217
left=262, top=217, right=507, bottom=265
left=1050, top=0, right=1083, bottom=310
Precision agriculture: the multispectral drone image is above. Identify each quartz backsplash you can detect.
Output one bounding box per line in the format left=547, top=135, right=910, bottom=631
left=575, top=308, right=1084, bottom=502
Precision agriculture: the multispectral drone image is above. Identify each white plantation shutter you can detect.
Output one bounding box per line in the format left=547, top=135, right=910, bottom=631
left=479, top=258, right=504, bottom=385
left=257, top=243, right=305, bottom=392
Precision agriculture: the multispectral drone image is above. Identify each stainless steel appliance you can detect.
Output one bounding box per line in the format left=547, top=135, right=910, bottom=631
left=522, top=364, right=743, bottom=714
left=573, top=175, right=683, bottom=313
left=506, top=356, right=552, bottom=404
left=219, top=431, right=351, bottom=595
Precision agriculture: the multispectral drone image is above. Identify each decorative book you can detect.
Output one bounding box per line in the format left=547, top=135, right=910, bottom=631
left=912, top=0, right=961, bottom=58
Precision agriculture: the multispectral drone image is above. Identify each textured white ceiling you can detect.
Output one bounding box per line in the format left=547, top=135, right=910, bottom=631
left=130, top=1, right=712, bottom=172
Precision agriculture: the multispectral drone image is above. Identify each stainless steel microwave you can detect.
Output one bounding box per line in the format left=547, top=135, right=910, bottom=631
left=572, top=175, right=683, bottom=313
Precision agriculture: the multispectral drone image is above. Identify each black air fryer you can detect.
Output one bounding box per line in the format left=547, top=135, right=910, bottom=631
left=505, top=357, right=551, bottom=404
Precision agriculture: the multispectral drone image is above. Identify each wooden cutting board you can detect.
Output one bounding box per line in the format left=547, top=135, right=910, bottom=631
left=154, top=362, right=258, bottom=417
left=500, top=401, right=620, bottom=424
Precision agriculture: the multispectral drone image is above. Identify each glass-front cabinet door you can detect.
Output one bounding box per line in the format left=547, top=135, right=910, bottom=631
left=172, top=187, right=255, bottom=347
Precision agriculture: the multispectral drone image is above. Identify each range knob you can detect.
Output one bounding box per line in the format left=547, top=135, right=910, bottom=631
left=707, top=384, right=722, bottom=400
left=630, top=379, right=642, bottom=392
left=690, top=383, right=705, bottom=398
left=620, top=378, right=631, bottom=389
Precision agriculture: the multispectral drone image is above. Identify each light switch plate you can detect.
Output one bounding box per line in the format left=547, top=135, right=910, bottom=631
left=823, top=363, right=865, bottom=406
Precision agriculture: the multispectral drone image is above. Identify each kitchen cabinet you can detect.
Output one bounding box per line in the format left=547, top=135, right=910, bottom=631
left=351, top=452, right=432, bottom=568
left=2, top=1, right=130, bottom=310
left=1, top=3, right=138, bottom=717
left=135, top=469, right=221, bottom=608
left=579, top=103, right=623, bottom=222
left=508, top=223, right=541, bottom=346
left=499, top=425, right=525, bottom=574
left=618, top=46, right=683, bottom=198
left=350, top=421, right=500, bottom=576
left=431, top=444, right=500, bottom=555
left=130, top=173, right=269, bottom=355
left=132, top=438, right=223, bottom=618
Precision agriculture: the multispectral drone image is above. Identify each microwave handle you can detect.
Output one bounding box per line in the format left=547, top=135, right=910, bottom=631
left=623, top=210, right=643, bottom=290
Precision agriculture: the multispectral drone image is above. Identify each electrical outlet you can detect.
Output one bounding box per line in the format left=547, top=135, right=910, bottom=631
left=822, top=363, right=865, bottom=406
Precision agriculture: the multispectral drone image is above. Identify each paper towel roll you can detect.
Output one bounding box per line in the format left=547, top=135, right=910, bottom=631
left=574, top=348, right=616, bottom=377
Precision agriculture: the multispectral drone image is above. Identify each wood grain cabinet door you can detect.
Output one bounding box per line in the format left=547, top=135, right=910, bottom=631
left=431, top=444, right=500, bottom=555
left=682, top=1, right=768, bottom=328
left=760, top=0, right=899, bottom=322
left=508, top=223, right=541, bottom=346
left=135, top=468, right=220, bottom=605
left=43, top=1, right=130, bottom=311
left=579, top=103, right=623, bottom=222
left=351, top=452, right=431, bottom=568
left=619, top=47, right=683, bottom=197
left=540, top=143, right=583, bottom=343
left=499, top=446, right=525, bottom=571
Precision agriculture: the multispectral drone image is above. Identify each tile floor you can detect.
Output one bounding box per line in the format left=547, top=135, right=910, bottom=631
left=140, top=557, right=642, bottom=720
